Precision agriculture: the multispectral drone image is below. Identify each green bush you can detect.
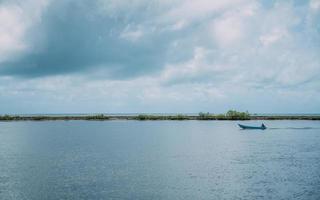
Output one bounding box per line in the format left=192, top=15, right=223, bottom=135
left=198, top=112, right=216, bottom=120
left=169, top=114, right=188, bottom=120
left=226, top=110, right=250, bottom=120
left=84, top=114, right=109, bottom=120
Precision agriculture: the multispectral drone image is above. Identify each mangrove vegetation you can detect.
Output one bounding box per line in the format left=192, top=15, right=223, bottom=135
left=0, top=111, right=319, bottom=121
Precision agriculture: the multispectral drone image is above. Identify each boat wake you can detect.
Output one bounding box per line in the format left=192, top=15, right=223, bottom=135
left=268, top=127, right=320, bottom=130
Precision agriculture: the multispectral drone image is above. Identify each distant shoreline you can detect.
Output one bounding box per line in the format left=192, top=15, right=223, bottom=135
left=1, top=114, right=320, bottom=121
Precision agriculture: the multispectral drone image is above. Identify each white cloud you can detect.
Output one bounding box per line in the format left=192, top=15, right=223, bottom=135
left=120, top=25, right=144, bottom=42
left=160, top=47, right=223, bottom=84
left=170, top=20, right=188, bottom=31
left=165, top=0, right=251, bottom=21
left=259, top=28, right=288, bottom=46
left=207, top=1, right=258, bottom=48
left=0, top=0, right=49, bottom=62
left=210, top=13, right=245, bottom=48
left=310, top=0, right=320, bottom=11
left=0, top=5, right=27, bottom=62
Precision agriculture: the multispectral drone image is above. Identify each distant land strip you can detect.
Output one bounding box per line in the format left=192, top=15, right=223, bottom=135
left=1, top=111, right=320, bottom=121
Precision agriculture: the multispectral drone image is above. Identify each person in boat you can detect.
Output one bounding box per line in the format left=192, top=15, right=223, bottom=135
left=261, top=123, right=266, bottom=129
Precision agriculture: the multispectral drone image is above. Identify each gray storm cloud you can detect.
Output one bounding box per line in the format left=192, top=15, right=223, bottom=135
left=0, top=0, right=192, bottom=78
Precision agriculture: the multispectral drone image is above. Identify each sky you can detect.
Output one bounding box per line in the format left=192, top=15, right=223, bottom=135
left=0, top=0, right=319, bottom=114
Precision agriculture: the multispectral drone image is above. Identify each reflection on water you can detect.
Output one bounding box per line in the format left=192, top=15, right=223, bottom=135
left=0, top=120, right=320, bottom=200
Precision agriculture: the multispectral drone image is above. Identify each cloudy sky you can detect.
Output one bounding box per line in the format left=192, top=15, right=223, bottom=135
left=0, top=0, right=319, bottom=114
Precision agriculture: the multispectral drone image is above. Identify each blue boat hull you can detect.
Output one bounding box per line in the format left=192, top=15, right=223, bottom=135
left=238, top=124, right=266, bottom=130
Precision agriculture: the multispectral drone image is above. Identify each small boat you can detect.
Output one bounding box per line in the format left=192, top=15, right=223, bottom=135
left=238, top=123, right=266, bottom=130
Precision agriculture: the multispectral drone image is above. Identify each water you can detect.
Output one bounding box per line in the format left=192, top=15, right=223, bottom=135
left=0, top=120, right=319, bottom=200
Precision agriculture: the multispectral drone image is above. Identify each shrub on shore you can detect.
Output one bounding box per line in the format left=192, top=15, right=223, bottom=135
left=0, top=115, right=15, bottom=120
left=5, top=111, right=320, bottom=121
left=198, top=112, right=216, bottom=120
left=136, top=114, right=189, bottom=120
left=197, top=110, right=250, bottom=120
left=169, top=114, right=189, bottom=120
left=84, top=114, right=110, bottom=120
left=226, top=110, right=250, bottom=120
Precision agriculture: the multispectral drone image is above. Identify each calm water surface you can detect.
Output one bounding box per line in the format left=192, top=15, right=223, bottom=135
left=0, top=120, right=319, bottom=200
